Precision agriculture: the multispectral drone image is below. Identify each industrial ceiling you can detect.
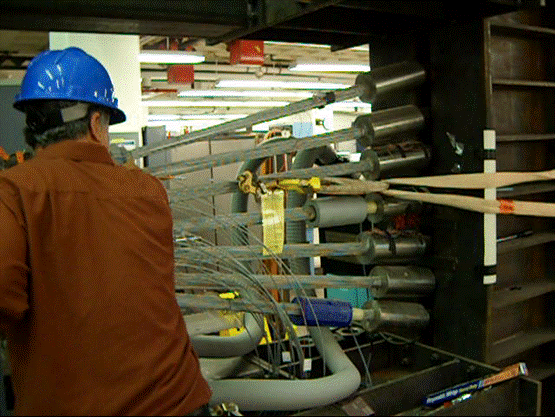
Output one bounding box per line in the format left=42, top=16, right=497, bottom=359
left=0, top=0, right=537, bottom=125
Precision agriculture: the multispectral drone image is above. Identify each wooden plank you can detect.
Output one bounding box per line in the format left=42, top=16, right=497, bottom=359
left=493, top=79, right=555, bottom=88
left=490, top=328, right=555, bottom=363
left=497, top=231, right=555, bottom=254
left=497, top=133, right=555, bottom=142
left=491, top=280, right=555, bottom=309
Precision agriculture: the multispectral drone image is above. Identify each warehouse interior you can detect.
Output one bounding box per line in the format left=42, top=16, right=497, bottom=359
left=1, top=0, right=555, bottom=415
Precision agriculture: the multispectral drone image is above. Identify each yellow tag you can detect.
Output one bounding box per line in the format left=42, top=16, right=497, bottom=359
left=261, top=190, right=285, bottom=255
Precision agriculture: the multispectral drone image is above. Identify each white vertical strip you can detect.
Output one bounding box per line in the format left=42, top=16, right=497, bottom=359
left=483, top=129, right=497, bottom=285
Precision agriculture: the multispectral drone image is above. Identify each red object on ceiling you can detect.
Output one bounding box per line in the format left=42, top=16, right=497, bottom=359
left=167, top=65, right=194, bottom=84
left=229, top=40, right=264, bottom=65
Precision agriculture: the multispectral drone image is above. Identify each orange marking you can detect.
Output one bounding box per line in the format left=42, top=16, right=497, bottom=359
left=15, top=151, right=25, bottom=164
left=498, top=199, right=516, bottom=214
left=0, top=147, right=9, bottom=161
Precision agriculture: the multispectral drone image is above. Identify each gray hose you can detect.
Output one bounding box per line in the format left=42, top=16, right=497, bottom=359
left=199, top=357, right=244, bottom=381
left=287, top=146, right=336, bottom=275
left=191, top=313, right=264, bottom=358
left=207, top=327, right=361, bottom=411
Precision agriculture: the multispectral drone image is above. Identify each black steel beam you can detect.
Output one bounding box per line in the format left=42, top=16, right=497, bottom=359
left=206, top=0, right=346, bottom=45
left=0, top=0, right=249, bottom=37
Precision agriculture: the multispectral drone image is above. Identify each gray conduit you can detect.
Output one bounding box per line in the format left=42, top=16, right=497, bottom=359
left=191, top=313, right=264, bottom=358
left=199, top=357, right=244, bottom=381
left=287, top=146, right=337, bottom=276
left=207, top=327, right=361, bottom=411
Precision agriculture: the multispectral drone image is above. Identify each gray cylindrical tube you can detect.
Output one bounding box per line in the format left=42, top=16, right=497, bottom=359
left=371, top=141, right=431, bottom=177
left=361, top=300, right=430, bottom=332
left=191, top=313, right=265, bottom=358
left=369, top=266, right=436, bottom=298
left=357, top=231, right=428, bottom=265
left=365, top=194, right=419, bottom=224
left=353, top=105, right=425, bottom=148
left=305, top=196, right=369, bottom=228
left=356, top=61, right=426, bottom=103
left=208, top=327, right=361, bottom=411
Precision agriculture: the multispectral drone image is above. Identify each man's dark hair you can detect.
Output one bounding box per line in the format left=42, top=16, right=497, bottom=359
left=23, top=100, right=110, bottom=150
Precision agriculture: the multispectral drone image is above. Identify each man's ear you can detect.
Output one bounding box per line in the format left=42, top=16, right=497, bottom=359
left=89, top=111, right=103, bottom=142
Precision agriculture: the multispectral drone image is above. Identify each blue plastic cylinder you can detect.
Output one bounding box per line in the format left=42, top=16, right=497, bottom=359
left=290, top=297, right=353, bottom=327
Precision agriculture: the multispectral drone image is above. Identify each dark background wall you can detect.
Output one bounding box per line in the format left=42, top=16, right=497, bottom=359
left=0, top=84, right=26, bottom=153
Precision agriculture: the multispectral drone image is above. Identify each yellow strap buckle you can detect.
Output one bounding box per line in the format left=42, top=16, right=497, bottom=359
left=267, top=177, right=321, bottom=194
left=238, top=171, right=259, bottom=195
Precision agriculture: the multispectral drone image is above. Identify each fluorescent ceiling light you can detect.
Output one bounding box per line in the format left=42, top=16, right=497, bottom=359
left=264, top=41, right=369, bottom=52
left=290, top=62, right=370, bottom=73
left=178, top=90, right=312, bottom=98
left=142, top=100, right=289, bottom=107
left=216, top=80, right=349, bottom=90
left=138, top=50, right=205, bottom=64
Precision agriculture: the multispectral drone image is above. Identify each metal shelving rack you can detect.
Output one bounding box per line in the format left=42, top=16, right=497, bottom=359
left=484, top=9, right=555, bottom=410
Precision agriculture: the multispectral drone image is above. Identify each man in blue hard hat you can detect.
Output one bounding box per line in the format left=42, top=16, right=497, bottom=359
left=0, top=47, right=212, bottom=415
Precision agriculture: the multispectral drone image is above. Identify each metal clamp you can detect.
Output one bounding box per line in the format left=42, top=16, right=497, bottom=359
left=237, top=170, right=259, bottom=195
left=266, top=177, right=321, bottom=194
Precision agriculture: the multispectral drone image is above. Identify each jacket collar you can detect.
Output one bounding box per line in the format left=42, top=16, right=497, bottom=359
left=34, top=140, right=115, bottom=165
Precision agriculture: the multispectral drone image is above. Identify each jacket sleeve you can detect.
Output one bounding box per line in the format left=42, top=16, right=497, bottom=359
left=0, top=180, right=29, bottom=334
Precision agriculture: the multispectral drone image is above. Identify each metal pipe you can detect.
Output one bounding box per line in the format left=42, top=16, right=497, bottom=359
left=367, top=141, right=431, bottom=179
left=184, top=311, right=245, bottom=337
left=305, top=196, right=370, bottom=228
left=175, top=271, right=432, bottom=295
left=368, top=266, right=436, bottom=298
left=360, top=300, right=430, bottom=332
left=168, top=157, right=376, bottom=202
left=150, top=128, right=357, bottom=176
left=150, top=104, right=420, bottom=178
left=133, top=61, right=425, bottom=158
left=176, top=293, right=302, bottom=315
left=353, top=105, right=425, bottom=148
left=190, top=313, right=266, bottom=358
left=175, top=240, right=369, bottom=261
left=208, top=327, right=361, bottom=411
left=356, top=231, right=428, bottom=265
left=365, top=194, right=418, bottom=224
left=356, top=61, right=426, bottom=103
left=132, top=84, right=365, bottom=158
left=174, top=207, right=311, bottom=233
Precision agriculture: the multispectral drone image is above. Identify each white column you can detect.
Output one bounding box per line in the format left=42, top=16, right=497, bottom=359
left=483, top=129, right=497, bottom=285
left=49, top=32, right=142, bottom=146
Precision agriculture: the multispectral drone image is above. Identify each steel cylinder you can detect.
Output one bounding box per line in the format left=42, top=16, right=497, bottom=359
left=360, top=141, right=431, bottom=180
left=305, top=196, right=370, bottom=228
left=361, top=300, right=430, bottom=332
left=357, top=231, right=428, bottom=265
left=373, top=141, right=431, bottom=177
left=369, top=266, right=436, bottom=298
left=353, top=105, right=425, bottom=148
left=365, top=194, right=415, bottom=224
left=355, top=61, right=426, bottom=103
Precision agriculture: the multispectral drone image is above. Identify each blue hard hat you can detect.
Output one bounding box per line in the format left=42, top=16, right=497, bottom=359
left=14, top=47, right=126, bottom=125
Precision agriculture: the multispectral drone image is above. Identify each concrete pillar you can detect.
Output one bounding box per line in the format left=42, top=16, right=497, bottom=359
left=49, top=32, right=143, bottom=146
